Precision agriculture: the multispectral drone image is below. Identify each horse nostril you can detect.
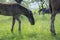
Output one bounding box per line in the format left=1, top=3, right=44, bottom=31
left=31, top=23, right=34, bottom=25
left=33, top=22, right=35, bottom=25
left=32, top=23, right=35, bottom=25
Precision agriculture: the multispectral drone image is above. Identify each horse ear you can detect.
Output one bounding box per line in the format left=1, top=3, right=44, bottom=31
left=15, top=0, right=23, bottom=4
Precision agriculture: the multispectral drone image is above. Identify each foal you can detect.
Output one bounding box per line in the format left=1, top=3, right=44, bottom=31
left=0, top=3, right=35, bottom=32
left=49, top=0, right=60, bottom=35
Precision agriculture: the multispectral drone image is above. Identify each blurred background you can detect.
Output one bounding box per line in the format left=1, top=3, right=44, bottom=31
left=0, top=0, right=49, bottom=11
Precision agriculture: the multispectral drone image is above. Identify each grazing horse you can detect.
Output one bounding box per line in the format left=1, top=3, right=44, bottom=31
left=0, top=3, right=35, bottom=32
left=49, top=0, right=60, bottom=35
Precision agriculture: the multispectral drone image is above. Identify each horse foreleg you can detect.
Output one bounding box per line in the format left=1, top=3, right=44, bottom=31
left=11, top=17, right=15, bottom=33
left=50, top=10, right=57, bottom=35
left=16, top=16, right=21, bottom=32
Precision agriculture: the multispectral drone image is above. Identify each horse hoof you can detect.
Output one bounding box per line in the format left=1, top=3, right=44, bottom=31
left=51, top=32, right=56, bottom=36
left=50, top=29, right=56, bottom=35
left=11, top=30, right=13, bottom=33
left=54, top=33, right=56, bottom=35
left=18, top=28, right=21, bottom=31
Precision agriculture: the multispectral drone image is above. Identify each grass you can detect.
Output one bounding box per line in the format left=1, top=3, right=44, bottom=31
left=0, top=13, right=60, bottom=40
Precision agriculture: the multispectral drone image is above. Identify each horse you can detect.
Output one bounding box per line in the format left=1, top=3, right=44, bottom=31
left=49, top=0, right=60, bottom=35
left=38, top=8, right=50, bottom=15
left=38, top=8, right=60, bottom=15
left=0, top=3, right=35, bottom=33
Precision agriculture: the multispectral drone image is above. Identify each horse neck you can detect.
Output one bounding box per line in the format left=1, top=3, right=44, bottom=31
left=19, top=5, right=30, bottom=16
left=22, top=9, right=29, bottom=17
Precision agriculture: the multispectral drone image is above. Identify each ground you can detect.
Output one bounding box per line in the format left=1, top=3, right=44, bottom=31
left=0, top=13, right=60, bottom=40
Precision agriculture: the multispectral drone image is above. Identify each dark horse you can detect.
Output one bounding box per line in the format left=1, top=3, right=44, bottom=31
left=38, top=8, right=50, bottom=15
left=49, top=0, right=60, bottom=35
left=0, top=3, right=35, bottom=32
left=38, top=8, right=60, bottom=15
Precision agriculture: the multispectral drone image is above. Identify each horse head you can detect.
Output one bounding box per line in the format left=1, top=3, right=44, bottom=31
left=26, top=10, right=35, bottom=25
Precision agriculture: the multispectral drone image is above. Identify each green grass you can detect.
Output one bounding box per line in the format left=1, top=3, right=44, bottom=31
left=0, top=14, right=60, bottom=40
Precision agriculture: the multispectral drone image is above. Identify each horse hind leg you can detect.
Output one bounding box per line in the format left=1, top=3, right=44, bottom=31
left=11, top=16, right=15, bottom=33
left=50, top=10, right=57, bottom=35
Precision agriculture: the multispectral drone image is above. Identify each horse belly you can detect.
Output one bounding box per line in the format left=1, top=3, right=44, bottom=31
left=51, top=0, right=60, bottom=10
left=0, top=10, right=14, bottom=16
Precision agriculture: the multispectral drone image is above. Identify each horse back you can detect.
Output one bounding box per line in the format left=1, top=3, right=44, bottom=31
left=0, top=3, right=22, bottom=16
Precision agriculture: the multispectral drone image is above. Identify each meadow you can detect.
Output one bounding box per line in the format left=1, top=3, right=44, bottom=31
left=0, top=13, right=60, bottom=40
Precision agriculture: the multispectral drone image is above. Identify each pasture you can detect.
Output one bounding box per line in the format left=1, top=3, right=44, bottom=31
left=0, top=13, right=60, bottom=40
